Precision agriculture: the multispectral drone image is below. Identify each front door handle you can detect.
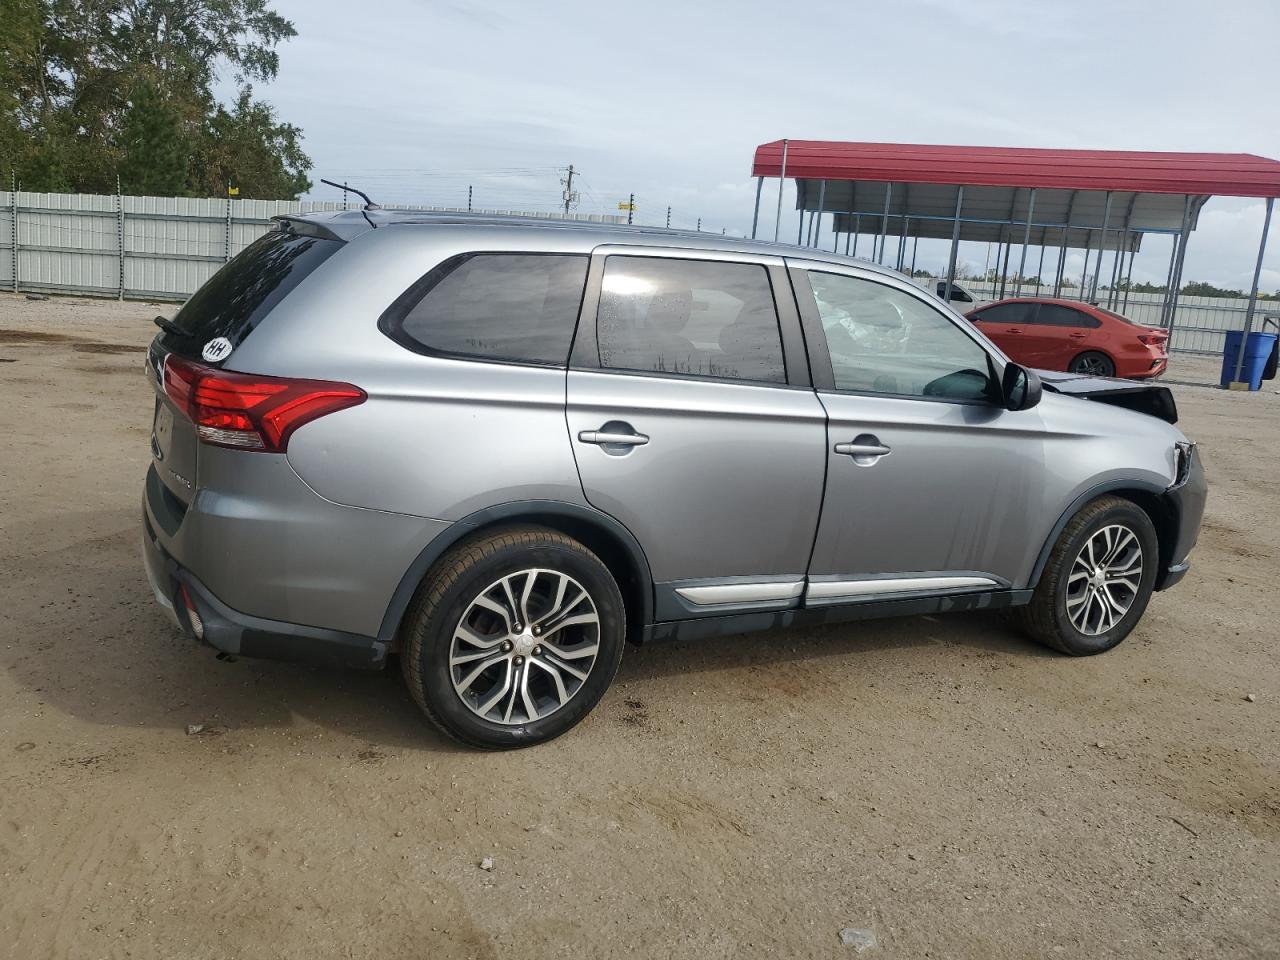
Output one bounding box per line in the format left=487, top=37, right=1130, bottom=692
left=835, top=442, right=891, bottom=457
left=579, top=430, right=649, bottom=446
left=1006, top=327, right=1023, bottom=334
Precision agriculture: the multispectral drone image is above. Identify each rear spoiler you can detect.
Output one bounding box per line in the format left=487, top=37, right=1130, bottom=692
left=1037, top=370, right=1178, bottom=424
left=271, top=215, right=347, bottom=242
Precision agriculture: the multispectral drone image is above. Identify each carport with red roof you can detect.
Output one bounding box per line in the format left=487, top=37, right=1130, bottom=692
left=749, top=140, right=1280, bottom=384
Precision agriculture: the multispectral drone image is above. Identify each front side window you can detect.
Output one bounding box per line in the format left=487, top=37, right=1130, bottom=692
left=809, top=272, right=996, bottom=402
left=974, top=302, right=1037, bottom=325
left=596, top=256, right=786, bottom=383
left=384, top=253, right=589, bottom=365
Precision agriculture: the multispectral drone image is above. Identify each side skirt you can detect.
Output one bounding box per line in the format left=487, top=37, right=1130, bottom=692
left=640, top=589, right=1034, bottom=644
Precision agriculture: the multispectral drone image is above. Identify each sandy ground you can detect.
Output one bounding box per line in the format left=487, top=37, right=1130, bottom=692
left=0, top=291, right=1277, bottom=960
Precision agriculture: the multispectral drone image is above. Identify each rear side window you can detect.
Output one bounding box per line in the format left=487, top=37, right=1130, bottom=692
left=1038, top=304, right=1100, bottom=328
left=595, top=256, right=786, bottom=383
left=383, top=253, right=588, bottom=366
left=167, top=229, right=341, bottom=354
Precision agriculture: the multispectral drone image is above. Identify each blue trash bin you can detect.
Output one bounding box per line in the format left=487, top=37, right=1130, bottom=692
left=1220, top=330, right=1279, bottom=390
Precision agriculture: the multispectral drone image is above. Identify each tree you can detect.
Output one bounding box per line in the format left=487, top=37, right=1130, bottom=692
left=1, top=0, right=310, bottom=198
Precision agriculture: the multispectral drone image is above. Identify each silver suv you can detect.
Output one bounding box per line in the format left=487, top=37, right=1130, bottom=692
left=142, top=210, right=1206, bottom=748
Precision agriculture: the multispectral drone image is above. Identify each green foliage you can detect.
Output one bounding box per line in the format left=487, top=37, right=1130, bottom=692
left=1180, top=280, right=1243, bottom=299
left=1, top=0, right=310, bottom=198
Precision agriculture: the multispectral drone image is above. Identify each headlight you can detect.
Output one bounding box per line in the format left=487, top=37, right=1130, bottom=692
left=1173, top=441, right=1196, bottom=487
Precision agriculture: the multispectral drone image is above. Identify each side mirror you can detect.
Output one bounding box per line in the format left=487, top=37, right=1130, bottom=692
left=1001, top=362, right=1042, bottom=411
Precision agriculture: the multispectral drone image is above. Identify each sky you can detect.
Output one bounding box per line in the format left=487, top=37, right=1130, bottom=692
left=251, top=0, right=1280, bottom=293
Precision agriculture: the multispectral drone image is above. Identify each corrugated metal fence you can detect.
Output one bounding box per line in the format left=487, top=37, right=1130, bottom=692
left=0, top=189, right=625, bottom=303
left=3, top=189, right=1273, bottom=358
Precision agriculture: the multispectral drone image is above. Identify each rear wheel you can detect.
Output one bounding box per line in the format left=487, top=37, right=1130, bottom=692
left=400, top=527, right=625, bottom=748
left=1069, top=351, right=1115, bottom=377
left=1009, top=495, right=1158, bottom=655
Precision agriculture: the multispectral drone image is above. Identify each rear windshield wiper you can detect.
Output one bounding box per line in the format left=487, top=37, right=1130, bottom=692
left=153, top=315, right=184, bottom=336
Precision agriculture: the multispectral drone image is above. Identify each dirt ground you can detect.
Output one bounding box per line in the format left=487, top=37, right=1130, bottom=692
left=0, top=291, right=1277, bottom=960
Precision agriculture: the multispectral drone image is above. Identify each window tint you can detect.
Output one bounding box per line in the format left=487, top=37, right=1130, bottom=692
left=596, top=256, right=786, bottom=383
left=935, top=281, right=973, bottom=303
left=974, top=302, right=1036, bottom=325
left=809, top=272, right=996, bottom=402
left=387, top=253, right=588, bottom=365
left=1038, top=304, right=1100, bottom=328
left=167, top=229, right=341, bottom=356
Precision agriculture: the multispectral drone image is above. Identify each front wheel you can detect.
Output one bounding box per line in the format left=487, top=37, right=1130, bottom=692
left=400, top=527, right=626, bottom=748
left=1069, top=350, right=1116, bottom=377
left=1009, top=495, right=1158, bottom=655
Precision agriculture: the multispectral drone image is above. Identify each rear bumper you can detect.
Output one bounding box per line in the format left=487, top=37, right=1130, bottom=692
left=143, top=505, right=388, bottom=669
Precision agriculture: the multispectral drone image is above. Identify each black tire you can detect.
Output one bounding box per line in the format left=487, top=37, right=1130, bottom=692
left=1069, top=351, right=1116, bottom=378
left=1009, top=495, right=1159, bottom=656
left=399, top=526, right=625, bottom=749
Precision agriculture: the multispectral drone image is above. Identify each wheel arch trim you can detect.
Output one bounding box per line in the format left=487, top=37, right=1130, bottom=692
left=375, top=499, right=655, bottom=647
left=1027, top=477, right=1173, bottom=590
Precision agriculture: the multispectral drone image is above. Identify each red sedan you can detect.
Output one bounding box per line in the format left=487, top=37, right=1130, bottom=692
left=966, top=298, right=1168, bottom=379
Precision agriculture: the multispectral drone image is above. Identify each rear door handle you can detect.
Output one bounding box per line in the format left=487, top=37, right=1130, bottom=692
left=835, top=433, right=891, bottom=464
left=578, top=429, right=649, bottom=447
left=1006, top=327, right=1023, bottom=334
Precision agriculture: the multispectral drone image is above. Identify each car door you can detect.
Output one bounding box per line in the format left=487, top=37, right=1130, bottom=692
left=791, top=261, right=1047, bottom=602
left=1034, top=302, right=1102, bottom=372
left=969, top=301, right=1045, bottom=365
left=565, top=246, right=827, bottom=620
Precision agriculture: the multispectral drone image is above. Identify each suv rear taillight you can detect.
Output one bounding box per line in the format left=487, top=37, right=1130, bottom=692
left=163, top=355, right=365, bottom=453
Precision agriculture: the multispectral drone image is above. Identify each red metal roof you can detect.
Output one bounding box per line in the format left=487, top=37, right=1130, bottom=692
left=751, top=140, right=1280, bottom=199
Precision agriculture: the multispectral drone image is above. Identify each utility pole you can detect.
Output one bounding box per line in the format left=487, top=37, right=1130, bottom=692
left=561, top=165, right=578, bottom=217
left=696, top=218, right=701, bottom=232
left=467, top=185, right=472, bottom=213
left=666, top=206, right=671, bottom=229
left=627, top=193, right=634, bottom=226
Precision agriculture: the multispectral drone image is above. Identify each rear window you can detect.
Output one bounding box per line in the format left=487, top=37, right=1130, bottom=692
left=381, top=253, right=589, bottom=366
left=166, top=229, right=341, bottom=354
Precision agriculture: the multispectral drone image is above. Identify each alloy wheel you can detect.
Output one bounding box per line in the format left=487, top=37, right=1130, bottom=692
left=1065, top=524, right=1144, bottom=636
left=449, top=569, right=600, bottom=725
left=1072, top=354, right=1112, bottom=377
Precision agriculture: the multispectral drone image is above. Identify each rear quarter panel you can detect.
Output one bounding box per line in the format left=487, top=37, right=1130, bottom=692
left=224, top=224, right=595, bottom=520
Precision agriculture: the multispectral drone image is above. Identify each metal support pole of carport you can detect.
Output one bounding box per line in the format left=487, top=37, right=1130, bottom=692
left=1159, top=196, right=1191, bottom=327
left=1108, top=194, right=1136, bottom=309
left=943, top=186, right=965, bottom=302
left=1233, top=196, right=1275, bottom=384
left=772, top=138, right=789, bottom=243
left=852, top=215, right=860, bottom=258
left=1165, top=196, right=1195, bottom=332
left=843, top=186, right=856, bottom=255
left=1054, top=190, right=1078, bottom=298
left=751, top=176, right=763, bottom=239
left=1014, top=188, right=1037, bottom=297
left=877, top=183, right=892, bottom=264
left=1122, top=245, right=1137, bottom=312
left=1088, top=191, right=1113, bottom=303
left=810, top=180, right=826, bottom=248
left=896, top=186, right=909, bottom=270
left=910, top=229, right=919, bottom=277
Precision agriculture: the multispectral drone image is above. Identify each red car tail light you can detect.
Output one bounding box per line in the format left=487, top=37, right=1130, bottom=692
left=1137, top=332, right=1168, bottom=346
left=163, top=355, right=366, bottom=453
